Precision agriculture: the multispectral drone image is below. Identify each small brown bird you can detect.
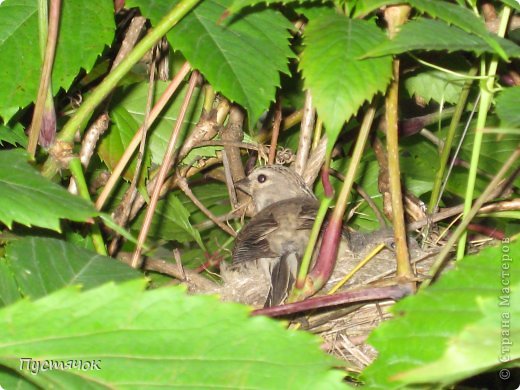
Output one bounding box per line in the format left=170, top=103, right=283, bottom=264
left=232, top=165, right=346, bottom=307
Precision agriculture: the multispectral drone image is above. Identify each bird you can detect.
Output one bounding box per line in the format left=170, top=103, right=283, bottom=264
left=232, top=165, right=348, bottom=307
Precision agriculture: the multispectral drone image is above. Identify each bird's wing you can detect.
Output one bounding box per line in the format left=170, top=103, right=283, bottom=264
left=232, top=198, right=319, bottom=264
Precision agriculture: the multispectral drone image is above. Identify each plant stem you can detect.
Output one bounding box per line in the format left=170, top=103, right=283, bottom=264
left=69, top=157, right=107, bottom=255
left=428, top=66, right=478, bottom=213
left=28, top=0, right=60, bottom=156
left=42, top=0, right=201, bottom=177
left=426, top=147, right=519, bottom=287
left=383, top=5, right=413, bottom=279
left=456, top=6, right=511, bottom=260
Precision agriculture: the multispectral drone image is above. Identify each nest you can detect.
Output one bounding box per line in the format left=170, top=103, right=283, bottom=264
left=192, top=229, right=439, bottom=368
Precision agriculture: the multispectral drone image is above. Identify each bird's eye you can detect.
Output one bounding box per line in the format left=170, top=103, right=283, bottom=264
left=257, top=174, right=267, bottom=183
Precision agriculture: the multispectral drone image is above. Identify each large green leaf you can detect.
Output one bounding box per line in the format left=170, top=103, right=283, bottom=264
left=408, top=0, right=507, bottom=59
left=300, top=15, right=392, bottom=153
left=0, top=149, right=98, bottom=231
left=496, top=86, right=520, bottom=128
left=2, top=237, right=141, bottom=304
left=127, top=0, right=294, bottom=127
left=397, top=288, right=519, bottom=384
left=362, top=239, right=520, bottom=388
left=0, top=280, right=347, bottom=389
left=365, top=18, right=520, bottom=58
left=0, top=0, right=114, bottom=120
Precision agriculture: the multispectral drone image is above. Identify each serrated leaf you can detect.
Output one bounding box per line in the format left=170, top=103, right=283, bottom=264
left=405, top=71, right=465, bottom=105
left=408, top=0, right=508, bottom=60
left=0, top=149, right=98, bottom=231
left=0, top=0, right=114, bottom=121
left=109, top=81, right=204, bottom=165
left=496, top=86, right=520, bottom=127
left=98, top=106, right=151, bottom=182
left=0, top=123, right=28, bottom=147
left=404, top=56, right=469, bottom=105
left=365, top=18, right=520, bottom=58
left=3, top=237, right=141, bottom=303
left=226, top=0, right=336, bottom=16
left=352, top=0, right=401, bottom=17
left=0, top=280, right=347, bottom=389
left=300, top=15, right=392, bottom=152
left=128, top=0, right=294, bottom=127
left=132, top=192, right=206, bottom=249
left=362, top=239, right=520, bottom=389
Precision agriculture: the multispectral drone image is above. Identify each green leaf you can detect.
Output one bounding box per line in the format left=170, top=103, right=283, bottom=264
left=0, top=280, right=347, bottom=389
left=496, top=86, right=520, bottom=128
left=404, top=56, right=470, bottom=105
left=458, top=130, right=520, bottom=189
left=128, top=0, right=294, bottom=127
left=293, top=2, right=338, bottom=21
left=397, top=289, right=519, bottom=384
left=2, top=237, right=142, bottom=303
left=226, top=0, right=337, bottom=16
left=0, top=259, right=20, bottom=307
left=108, top=81, right=204, bottom=165
left=352, top=0, right=401, bottom=17
left=132, top=192, right=206, bottom=249
left=98, top=106, right=151, bottom=182
left=300, top=15, right=392, bottom=153
left=0, top=149, right=98, bottom=231
left=0, top=0, right=114, bottom=120
left=408, top=0, right=508, bottom=60
left=0, top=123, right=28, bottom=147
left=364, top=18, right=520, bottom=58
left=500, top=0, right=520, bottom=11
left=362, top=239, right=520, bottom=388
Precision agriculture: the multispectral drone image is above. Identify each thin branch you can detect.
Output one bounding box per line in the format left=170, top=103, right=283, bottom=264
left=294, top=91, right=315, bottom=175
left=109, top=51, right=158, bottom=255
left=131, top=70, right=201, bottom=268
left=268, top=97, right=282, bottom=164
left=177, top=174, right=237, bottom=237
left=95, top=62, right=191, bottom=211
left=68, top=113, right=110, bottom=194
left=221, top=105, right=246, bottom=209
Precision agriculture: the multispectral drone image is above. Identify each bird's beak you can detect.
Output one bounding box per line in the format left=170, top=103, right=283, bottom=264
left=235, top=177, right=252, bottom=194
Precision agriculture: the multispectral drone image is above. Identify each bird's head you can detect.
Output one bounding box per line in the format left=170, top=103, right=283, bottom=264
left=235, top=165, right=316, bottom=212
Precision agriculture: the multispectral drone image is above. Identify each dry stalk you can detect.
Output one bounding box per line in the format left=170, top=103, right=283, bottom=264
left=131, top=70, right=201, bottom=268
left=294, top=90, right=315, bottom=175
left=268, top=97, right=282, bottom=164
